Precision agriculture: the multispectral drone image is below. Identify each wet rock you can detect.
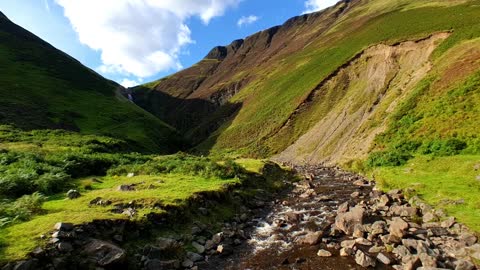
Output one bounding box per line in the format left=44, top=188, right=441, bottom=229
left=355, top=250, right=376, bottom=268
left=54, top=222, right=74, bottom=231
left=377, top=253, right=392, bottom=265
left=389, top=217, right=409, bottom=238
left=297, top=231, right=323, bottom=245
left=66, top=189, right=80, bottom=199
left=82, top=239, right=126, bottom=267
left=316, top=249, right=332, bottom=257
left=335, top=206, right=365, bottom=235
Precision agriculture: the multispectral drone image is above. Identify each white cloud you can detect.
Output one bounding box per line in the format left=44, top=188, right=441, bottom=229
left=120, top=78, right=142, bottom=88
left=303, top=0, right=340, bottom=14
left=237, top=15, right=259, bottom=27
left=54, top=0, right=241, bottom=79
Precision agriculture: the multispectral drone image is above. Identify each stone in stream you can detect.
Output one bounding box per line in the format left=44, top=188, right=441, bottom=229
left=192, top=241, right=205, bottom=254
left=316, top=249, right=332, bottom=257
left=335, top=206, right=365, bottom=235
left=340, top=247, right=354, bottom=257
left=187, top=252, right=204, bottom=262
left=297, top=231, right=323, bottom=245
left=355, top=250, right=376, bottom=268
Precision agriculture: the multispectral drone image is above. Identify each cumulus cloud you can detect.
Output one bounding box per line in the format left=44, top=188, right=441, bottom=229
left=237, top=15, right=259, bottom=27
left=120, top=78, right=142, bottom=88
left=55, top=0, right=240, bottom=78
left=303, top=0, right=340, bottom=14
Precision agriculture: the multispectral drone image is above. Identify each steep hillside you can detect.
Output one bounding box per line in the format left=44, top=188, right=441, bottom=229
left=0, top=12, right=182, bottom=153
left=135, top=0, right=480, bottom=163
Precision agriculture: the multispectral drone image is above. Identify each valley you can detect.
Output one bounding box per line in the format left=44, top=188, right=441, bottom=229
left=1, top=0, right=480, bottom=269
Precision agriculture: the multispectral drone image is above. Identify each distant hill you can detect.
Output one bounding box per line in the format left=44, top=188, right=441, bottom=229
left=134, top=0, right=480, bottom=164
left=0, top=12, right=183, bottom=153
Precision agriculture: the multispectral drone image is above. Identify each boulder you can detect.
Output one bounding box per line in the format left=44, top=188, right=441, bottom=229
left=389, top=217, right=409, bottom=238
left=335, top=206, right=365, bottom=235
left=66, top=189, right=80, bottom=199
left=459, top=233, right=477, bottom=246
left=441, top=217, right=456, bottom=228
left=82, top=239, right=126, bottom=267
left=355, top=250, right=376, bottom=268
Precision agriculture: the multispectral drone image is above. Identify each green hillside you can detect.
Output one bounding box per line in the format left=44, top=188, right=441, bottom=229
left=0, top=12, right=182, bottom=153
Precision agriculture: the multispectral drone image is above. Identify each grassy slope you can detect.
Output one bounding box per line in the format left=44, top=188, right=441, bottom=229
left=0, top=13, right=181, bottom=153
left=372, top=155, right=480, bottom=232
left=0, top=174, right=239, bottom=261
left=199, top=1, right=480, bottom=156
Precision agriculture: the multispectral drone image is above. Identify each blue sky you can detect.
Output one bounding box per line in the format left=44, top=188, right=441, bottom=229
left=0, top=0, right=338, bottom=87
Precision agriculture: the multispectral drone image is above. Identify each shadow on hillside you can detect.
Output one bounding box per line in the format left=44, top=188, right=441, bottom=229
left=131, top=86, right=243, bottom=152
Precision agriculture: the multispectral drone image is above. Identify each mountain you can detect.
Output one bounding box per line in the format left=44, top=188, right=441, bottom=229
left=134, top=0, right=480, bottom=164
left=0, top=12, right=183, bottom=153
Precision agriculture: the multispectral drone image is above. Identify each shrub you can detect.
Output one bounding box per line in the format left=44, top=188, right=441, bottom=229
left=420, top=138, right=467, bottom=156
left=366, top=150, right=413, bottom=167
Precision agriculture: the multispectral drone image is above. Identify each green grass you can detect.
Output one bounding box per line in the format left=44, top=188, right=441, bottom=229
left=373, top=155, right=480, bottom=232
left=0, top=14, right=181, bottom=153
left=0, top=173, right=239, bottom=262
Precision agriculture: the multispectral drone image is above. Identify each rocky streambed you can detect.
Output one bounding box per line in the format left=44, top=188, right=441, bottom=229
left=3, top=165, right=479, bottom=270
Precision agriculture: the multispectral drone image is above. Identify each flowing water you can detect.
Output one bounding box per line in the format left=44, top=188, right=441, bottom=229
left=199, top=167, right=390, bottom=270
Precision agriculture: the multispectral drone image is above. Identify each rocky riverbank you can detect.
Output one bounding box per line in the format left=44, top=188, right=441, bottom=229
left=2, top=164, right=479, bottom=270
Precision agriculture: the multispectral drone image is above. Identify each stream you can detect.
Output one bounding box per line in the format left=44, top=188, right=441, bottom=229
left=198, top=166, right=389, bottom=270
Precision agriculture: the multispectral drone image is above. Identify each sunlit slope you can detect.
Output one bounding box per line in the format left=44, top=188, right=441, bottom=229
left=0, top=12, right=182, bottom=153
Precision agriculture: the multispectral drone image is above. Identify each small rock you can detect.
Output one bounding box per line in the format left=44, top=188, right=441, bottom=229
left=117, top=184, right=135, bottom=191
left=369, top=245, right=385, bottom=253
left=377, top=253, right=392, bottom=265
left=340, top=247, right=354, bottom=257
left=192, top=242, right=205, bottom=254
left=57, top=242, right=73, bottom=252
left=419, top=253, right=437, bottom=267
left=341, top=240, right=356, bottom=249
left=66, top=189, right=80, bottom=199
left=460, top=233, right=477, bottom=246
left=335, top=206, right=365, bottom=235
left=355, top=250, right=376, bottom=268
left=389, top=217, right=409, bottom=238
left=216, top=245, right=224, bottom=254
left=317, top=249, right=332, bottom=257
left=297, top=231, right=323, bottom=245
left=355, top=237, right=372, bottom=246
left=423, top=212, right=438, bottom=223
left=54, top=222, right=74, bottom=231
left=455, top=259, right=475, bottom=270
left=187, top=252, right=203, bottom=262
left=351, top=191, right=360, bottom=198
left=441, top=217, right=456, bottom=228
left=182, top=259, right=194, bottom=268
